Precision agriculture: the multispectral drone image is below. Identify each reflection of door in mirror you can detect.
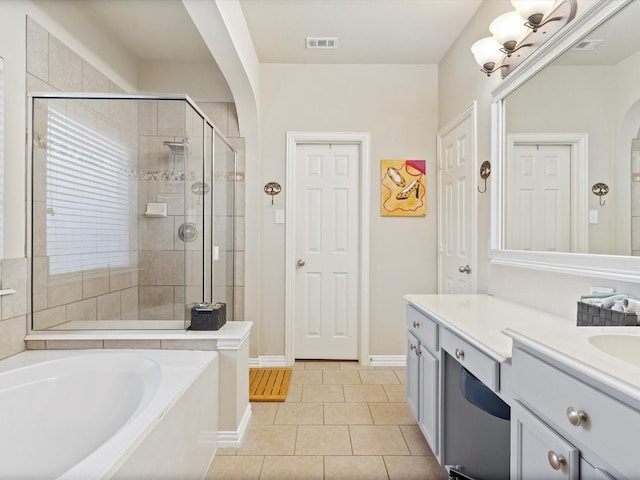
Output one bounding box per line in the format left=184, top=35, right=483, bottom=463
left=507, top=143, right=571, bottom=252
left=632, top=138, right=640, bottom=256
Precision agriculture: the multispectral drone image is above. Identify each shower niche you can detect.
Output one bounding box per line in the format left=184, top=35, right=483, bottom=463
left=28, top=94, right=237, bottom=330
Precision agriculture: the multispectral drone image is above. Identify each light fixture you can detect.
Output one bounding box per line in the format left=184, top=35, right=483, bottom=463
left=471, top=37, right=506, bottom=76
left=489, top=11, right=532, bottom=56
left=511, top=0, right=557, bottom=32
left=471, top=0, right=577, bottom=79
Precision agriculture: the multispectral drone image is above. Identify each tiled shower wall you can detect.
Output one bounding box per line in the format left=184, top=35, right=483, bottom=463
left=27, top=17, right=139, bottom=329
left=0, top=17, right=246, bottom=357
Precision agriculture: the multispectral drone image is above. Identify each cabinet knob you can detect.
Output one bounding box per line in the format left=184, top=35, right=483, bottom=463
left=410, top=344, right=416, bottom=351
left=415, top=348, right=422, bottom=357
left=566, top=406, right=587, bottom=427
left=547, top=450, right=566, bottom=471
left=413, top=321, right=420, bottom=328
left=455, top=348, right=465, bottom=360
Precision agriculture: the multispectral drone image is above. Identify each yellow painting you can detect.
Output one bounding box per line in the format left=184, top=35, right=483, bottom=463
left=380, top=160, right=426, bottom=217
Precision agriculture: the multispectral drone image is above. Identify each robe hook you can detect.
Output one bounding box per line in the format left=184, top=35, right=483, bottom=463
left=591, top=182, right=609, bottom=207
left=478, top=161, right=491, bottom=193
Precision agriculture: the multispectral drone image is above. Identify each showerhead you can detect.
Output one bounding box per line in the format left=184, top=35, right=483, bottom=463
left=163, top=140, right=188, bottom=154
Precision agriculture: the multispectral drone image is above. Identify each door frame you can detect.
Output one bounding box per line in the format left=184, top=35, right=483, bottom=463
left=285, top=131, right=371, bottom=366
left=436, top=103, right=478, bottom=293
left=506, top=133, right=589, bottom=253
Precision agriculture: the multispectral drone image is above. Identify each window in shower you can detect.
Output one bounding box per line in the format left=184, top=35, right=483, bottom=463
left=45, top=107, right=131, bottom=275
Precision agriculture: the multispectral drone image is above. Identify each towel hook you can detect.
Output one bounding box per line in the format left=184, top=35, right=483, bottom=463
left=264, top=182, right=282, bottom=205
left=591, top=182, right=609, bottom=207
left=478, top=161, right=491, bottom=193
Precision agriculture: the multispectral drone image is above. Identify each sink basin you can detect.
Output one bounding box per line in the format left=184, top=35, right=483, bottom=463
left=588, top=334, right=640, bottom=367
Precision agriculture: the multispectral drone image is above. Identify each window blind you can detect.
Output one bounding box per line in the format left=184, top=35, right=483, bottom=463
left=46, top=106, right=131, bottom=275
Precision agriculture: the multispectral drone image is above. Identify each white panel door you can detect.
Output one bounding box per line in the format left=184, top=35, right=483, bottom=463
left=295, top=143, right=359, bottom=359
left=507, top=144, right=571, bottom=252
left=440, top=115, right=473, bottom=293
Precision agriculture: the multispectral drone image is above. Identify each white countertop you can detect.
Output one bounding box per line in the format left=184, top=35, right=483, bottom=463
left=503, top=324, right=640, bottom=406
left=405, top=294, right=571, bottom=362
left=25, top=321, right=253, bottom=342
left=405, top=294, right=640, bottom=405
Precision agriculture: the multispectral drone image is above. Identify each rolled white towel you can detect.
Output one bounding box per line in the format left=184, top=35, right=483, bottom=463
left=623, top=298, right=640, bottom=314
left=580, top=295, right=619, bottom=308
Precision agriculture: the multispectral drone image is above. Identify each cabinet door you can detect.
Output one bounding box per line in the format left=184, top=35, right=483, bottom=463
left=511, top=401, right=579, bottom=480
left=419, top=348, right=439, bottom=455
left=406, top=331, right=420, bottom=421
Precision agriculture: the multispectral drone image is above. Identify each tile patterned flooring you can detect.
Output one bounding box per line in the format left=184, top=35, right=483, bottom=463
left=206, top=361, right=448, bottom=479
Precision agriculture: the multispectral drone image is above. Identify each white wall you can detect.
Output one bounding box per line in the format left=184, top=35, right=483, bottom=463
left=259, top=63, right=438, bottom=357
left=139, top=60, right=234, bottom=102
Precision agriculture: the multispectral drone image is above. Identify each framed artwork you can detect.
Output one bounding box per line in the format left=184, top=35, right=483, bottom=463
left=380, top=160, right=426, bottom=216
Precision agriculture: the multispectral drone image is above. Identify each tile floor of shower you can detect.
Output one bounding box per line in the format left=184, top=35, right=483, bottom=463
left=205, top=361, right=448, bottom=480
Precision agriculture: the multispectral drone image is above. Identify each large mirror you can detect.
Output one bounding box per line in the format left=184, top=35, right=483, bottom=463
left=491, top=0, right=640, bottom=281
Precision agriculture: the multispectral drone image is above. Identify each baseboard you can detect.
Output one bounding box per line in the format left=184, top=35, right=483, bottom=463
left=249, top=355, right=287, bottom=367
left=368, top=355, right=406, bottom=367
left=217, top=404, right=252, bottom=448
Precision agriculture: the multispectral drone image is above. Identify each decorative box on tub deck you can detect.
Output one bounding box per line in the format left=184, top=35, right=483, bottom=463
left=190, top=303, right=226, bottom=330
left=577, top=301, right=638, bottom=326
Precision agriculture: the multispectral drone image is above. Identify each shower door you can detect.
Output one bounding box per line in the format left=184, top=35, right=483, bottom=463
left=29, top=94, right=236, bottom=331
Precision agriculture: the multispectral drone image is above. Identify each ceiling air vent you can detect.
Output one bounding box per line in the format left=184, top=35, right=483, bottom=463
left=572, top=39, right=604, bottom=51
left=306, top=37, right=338, bottom=49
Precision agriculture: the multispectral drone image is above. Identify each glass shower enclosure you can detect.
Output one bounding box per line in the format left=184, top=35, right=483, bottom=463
left=28, top=93, right=236, bottom=330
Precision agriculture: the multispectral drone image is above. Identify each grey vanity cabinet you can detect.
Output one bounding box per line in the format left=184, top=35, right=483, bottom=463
left=511, top=347, right=634, bottom=479
left=406, top=305, right=439, bottom=456
left=511, top=400, right=579, bottom=479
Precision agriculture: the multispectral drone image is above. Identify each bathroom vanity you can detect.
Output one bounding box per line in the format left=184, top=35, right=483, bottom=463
left=406, top=294, right=640, bottom=479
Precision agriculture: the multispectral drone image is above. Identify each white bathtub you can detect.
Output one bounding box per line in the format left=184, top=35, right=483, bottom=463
left=0, top=349, right=218, bottom=479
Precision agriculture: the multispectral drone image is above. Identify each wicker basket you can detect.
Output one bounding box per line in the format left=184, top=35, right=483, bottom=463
left=190, top=303, right=227, bottom=330
left=576, top=301, right=638, bottom=326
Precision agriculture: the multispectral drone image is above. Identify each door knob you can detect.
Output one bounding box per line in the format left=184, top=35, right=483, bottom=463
left=297, top=259, right=306, bottom=267
left=458, top=265, right=471, bottom=274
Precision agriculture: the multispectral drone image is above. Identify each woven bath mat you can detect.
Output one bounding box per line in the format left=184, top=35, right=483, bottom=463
left=249, top=367, right=292, bottom=402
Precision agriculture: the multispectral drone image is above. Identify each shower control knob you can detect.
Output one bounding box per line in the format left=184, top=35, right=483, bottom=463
left=297, top=259, right=306, bottom=267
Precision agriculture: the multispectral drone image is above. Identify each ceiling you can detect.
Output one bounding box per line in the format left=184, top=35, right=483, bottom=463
left=78, top=0, right=483, bottom=65
left=238, top=0, right=483, bottom=64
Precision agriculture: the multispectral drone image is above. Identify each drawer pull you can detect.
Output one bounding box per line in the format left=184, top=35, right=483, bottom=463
left=455, top=348, right=465, bottom=360
left=547, top=450, right=566, bottom=471
left=566, top=406, right=587, bottom=427
left=413, top=321, right=420, bottom=328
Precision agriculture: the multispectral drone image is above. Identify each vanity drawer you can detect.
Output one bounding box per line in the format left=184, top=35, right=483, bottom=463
left=513, top=348, right=640, bottom=478
left=440, top=327, right=499, bottom=391
left=407, top=305, right=438, bottom=353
